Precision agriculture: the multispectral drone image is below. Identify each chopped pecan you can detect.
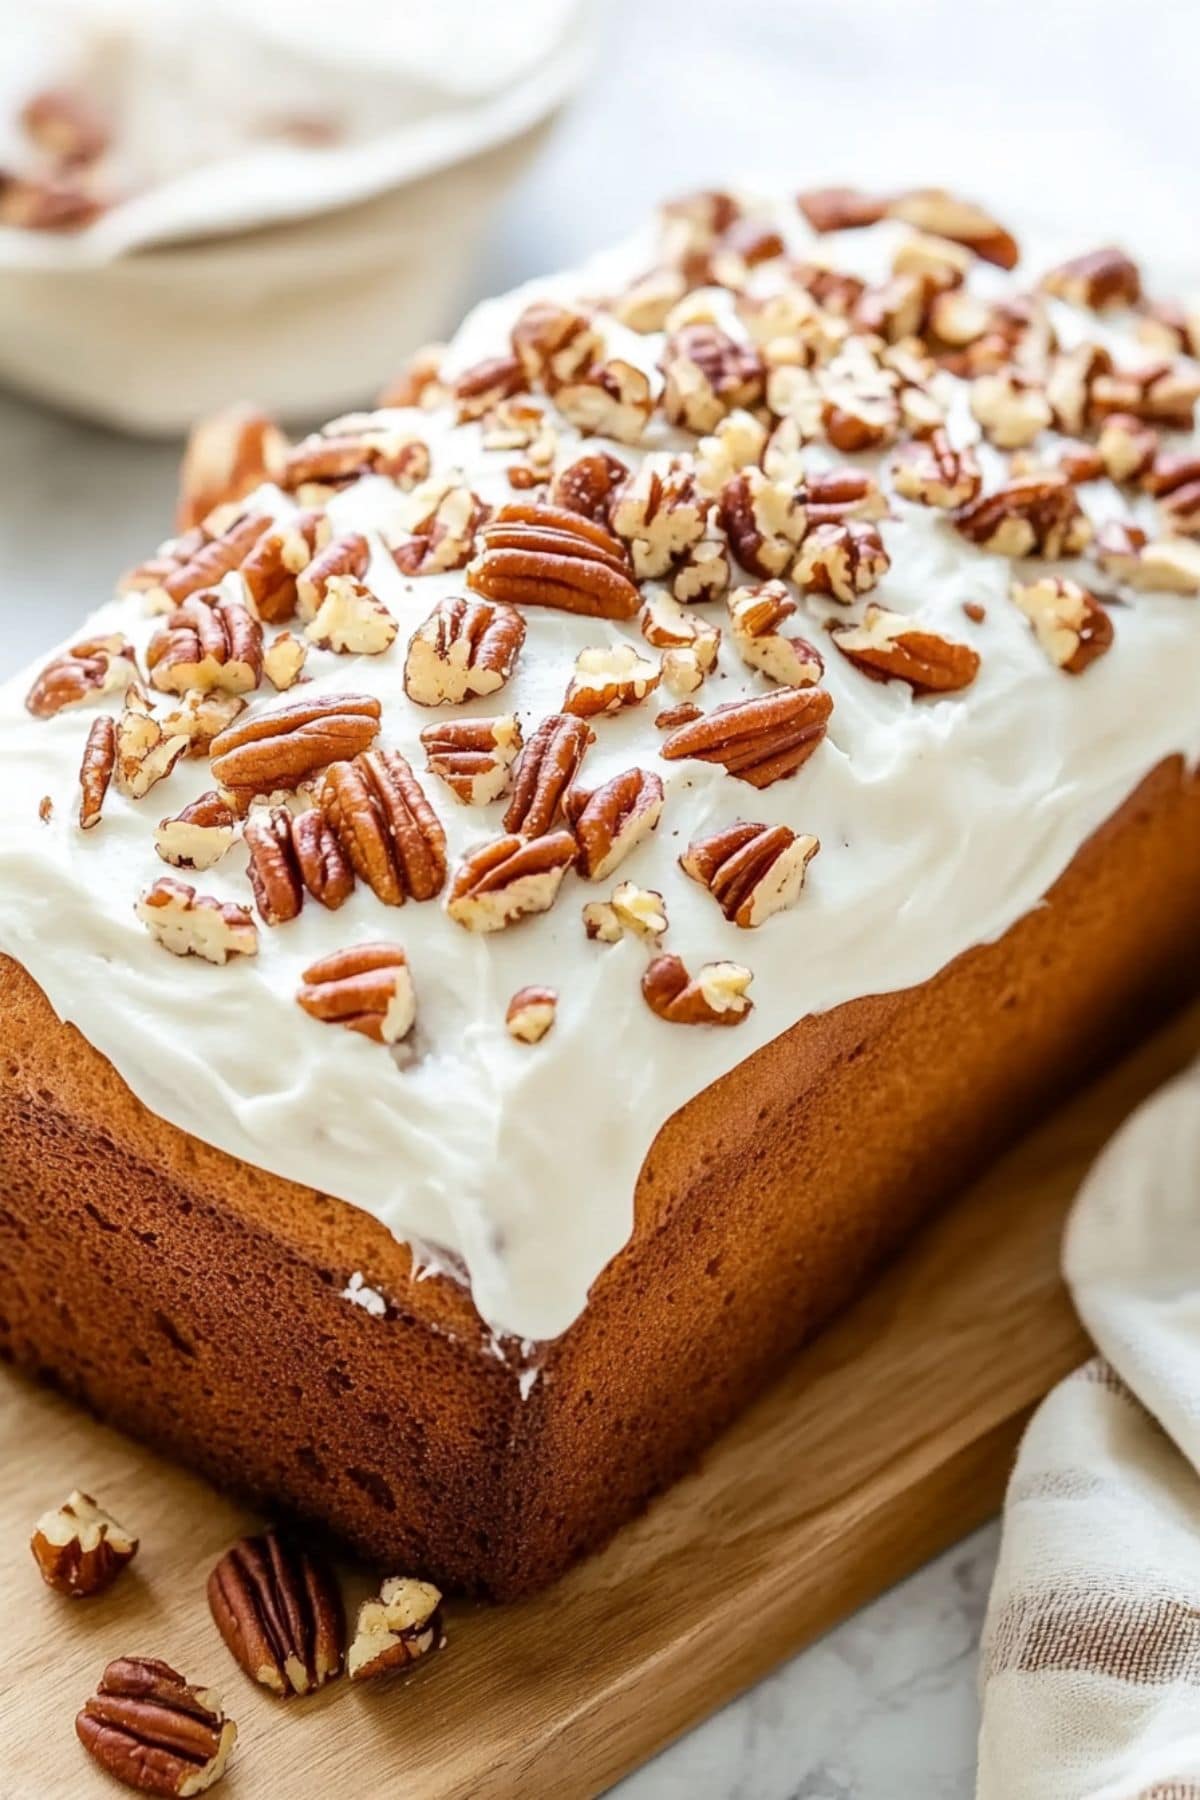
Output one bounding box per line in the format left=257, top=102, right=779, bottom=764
left=159, top=690, right=246, bottom=759
left=819, top=341, right=902, bottom=451
left=694, top=409, right=768, bottom=496
left=26, top=634, right=137, bottom=718
left=892, top=231, right=971, bottom=289
left=0, top=173, right=103, bottom=231
left=582, top=881, right=668, bottom=942
left=1136, top=300, right=1200, bottom=359
left=886, top=189, right=1019, bottom=270
left=321, top=750, right=446, bottom=905
left=641, top=592, right=721, bottom=686
left=1090, top=359, right=1200, bottom=430
left=142, top=511, right=273, bottom=612
left=176, top=404, right=288, bottom=531
left=727, top=581, right=824, bottom=685
left=452, top=354, right=528, bottom=422
left=564, top=766, right=665, bottom=880
left=970, top=370, right=1052, bottom=449
left=78, top=716, right=116, bottom=829
left=1055, top=442, right=1106, bottom=484
left=661, top=324, right=764, bottom=432
left=1095, top=522, right=1200, bottom=594
left=609, top=457, right=710, bottom=580
left=511, top=300, right=603, bottom=390
left=375, top=342, right=448, bottom=409
left=114, top=701, right=189, bottom=799
left=892, top=429, right=982, bottom=508
left=802, top=466, right=890, bottom=527
left=718, top=467, right=807, bottom=578
left=295, top=532, right=371, bottom=621
left=1042, top=247, right=1141, bottom=310
left=155, top=792, right=237, bottom=870
left=297, top=944, right=416, bottom=1044
left=346, top=1578, right=446, bottom=1682
left=831, top=604, right=980, bottom=693
left=504, top=712, right=594, bottom=836
left=953, top=472, right=1091, bottom=559
left=642, top=954, right=753, bottom=1026
left=420, top=714, right=523, bottom=805
left=556, top=358, right=654, bottom=444
left=389, top=474, right=491, bottom=576
left=607, top=265, right=689, bottom=333
left=1095, top=413, right=1158, bottom=485
left=239, top=511, right=329, bottom=623
left=1044, top=342, right=1112, bottom=436
left=136, top=878, right=258, bottom=964
left=209, top=693, right=382, bottom=810
left=660, top=686, right=833, bottom=788
left=76, top=1657, right=237, bottom=1797
left=262, top=630, right=307, bottom=691
left=552, top=451, right=630, bottom=523
left=147, top=593, right=263, bottom=696
left=304, top=576, right=397, bottom=655
left=506, top=986, right=558, bottom=1045
left=928, top=286, right=993, bottom=349
left=796, top=186, right=888, bottom=234
left=672, top=531, right=732, bottom=602
left=31, top=1490, right=138, bottom=1598
left=853, top=273, right=928, bottom=343
left=481, top=395, right=555, bottom=458
left=654, top=700, right=703, bottom=731
left=404, top=595, right=525, bottom=705
left=22, top=86, right=110, bottom=166
left=793, top=519, right=889, bottom=602
left=282, top=421, right=430, bottom=495
left=1093, top=518, right=1149, bottom=582
left=563, top=641, right=662, bottom=717
left=681, top=820, right=820, bottom=927
left=1144, top=452, right=1200, bottom=536
left=1010, top=576, right=1113, bottom=674
left=245, top=806, right=355, bottom=922
left=446, top=831, right=577, bottom=932
left=208, top=1530, right=344, bottom=1698
left=468, top=502, right=640, bottom=620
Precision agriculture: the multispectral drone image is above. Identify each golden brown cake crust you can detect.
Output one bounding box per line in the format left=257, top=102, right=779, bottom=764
left=2, top=755, right=1199, bottom=1598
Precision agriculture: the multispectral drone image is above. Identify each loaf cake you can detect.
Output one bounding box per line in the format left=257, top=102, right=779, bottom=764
left=2, top=187, right=1199, bottom=1599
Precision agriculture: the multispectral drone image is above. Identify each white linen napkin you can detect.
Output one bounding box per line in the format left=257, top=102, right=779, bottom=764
left=978, top=1062, right=1200, bottom=1799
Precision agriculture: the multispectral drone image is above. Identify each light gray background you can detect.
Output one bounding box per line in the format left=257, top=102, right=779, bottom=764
left=3, top=1, right=1192, bottom=1791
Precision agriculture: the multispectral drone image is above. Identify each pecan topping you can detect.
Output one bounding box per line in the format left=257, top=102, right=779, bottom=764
left=511, top=300, right=603, bottom=390
left=1095, top=413, right=1158, bottom=485
left=176, top=403, right=288, bottom=531
left=609, top=457, right=710, bottom=579
left=262, top=630, right=307, bottom=691
left=1010, top=576, right=1114, bottom=675
left=970, top=370, right=1052, bottom=449
left=661, top=687, right=833, bottom=788
left=552, top=451, right=630, bottom=523
left=26, top=635, right=137, bottom=718
left=1042, top=247, right=1141, bottom=311
left=404, top=595, right=525, bottom=706
left=76, top=1657, right=237, bottom=1797
left=452, top=354, right=527, bottom=421
left=556, top=358, right=654, bottom=444
left=159, top=691, right=246, bottom=759
left=136, top=878, right=258, bottom=964
left=1090, top=359, right=1200, bottom=430
left=505, top=987, right=558, bottom=1045
left=208, top=1530, right=344, bottom=1698
left=727, top=581, right=824, bottom=686
left=642, top=954, right=754, bottom=1027
left=831, top=604, right=980, bottom=693
left=147, top=594, right=263, bottom=696
left=1145, top=452, right=1200, bottom=537
left=31, top=1490, right=138, bottom=1598
left=155, top=792, right=237, bottom=870
left=582, top=881, right=668, bottom=943
left=563, top=642, right=661, bottom=717
left=420, top=714, right=523, bottom=805
left=446, top=831, right=577, bottom=932
left=641, top=593, right=721, bottom=691
left=239, top=511, right=328, bottom=623
left=564, top=766, right=665, bottom=880
left=718, top=467, right=807, bottom=579
left=794, top=519, right=889, bottom=603
left=321, top=750, right=446, bottom=905
left=468, top=502, right=640, bottom=620
left=209, top=693, right=381, bottom=810
left=681, top=821, right=820, bottom=927
left=78, top=716, right=115, bottom=830
left=892, top=429, right=982, bottom=508
left=281, top=422, right=430, bottom=495
left=295, top=532, right=371, bottom=621
left=346, top=1578, right=446, bottom=1682
left=952, top=473, right=1091, bottom=559
left=114, top=699, right=189, bottom=800
left=661, top=324, right=764, bottom=432
left=304, top=576, right=397, bottom=655
left=886, top=189, right=1019, bottom=270
left=297, top=944, right=416, bottom=1044
left=388, top=474, right=491, bottom=575
left=245, top=806, right=355, bottom=923
left=503, top=712, right=594, bottom=836
left=797, top=186, right=888, bottom=234
left=142, top=511, right=272, bottom=612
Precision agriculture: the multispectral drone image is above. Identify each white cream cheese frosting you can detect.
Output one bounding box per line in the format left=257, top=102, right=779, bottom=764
left=2, top=194, right=1199, bottom=1344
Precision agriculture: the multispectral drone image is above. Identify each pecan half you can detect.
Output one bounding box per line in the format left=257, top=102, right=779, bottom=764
left=76, top=1657, right=237, bottom=1797
left=208, top=1531, right=344, bottom=1698
left=582, top=881, right=668, bottom=943
left=1145, top=452, right=1200, bottom=537
left=136, top=878, right=258, bottom=964
left=26, top=635, right=137, bottom=718
left=832, top=604, right=980, bottom=693
left=404, top=595, right=525, bottom=706
left=681, top=820, right=820, bottom=927
left=420, top=714, right=523, bottom=805
left=503, top=712, right=594, bottom=836
left=295, top=532, right=371, bottom=621
left=446, top=831, right=577, bottom=932
left=794, top=518, right=890, bottom=603
left=564, top=766, right=665, bottom=880
left=155, top=792, right=237, bottom=870
left=321, top=750, right=446, bottom=906
left=239, top=511, right=328, bottom=623
left=718, top=467, right=807, bottom=578
left=892, top=429, right=982, bottom=508
left=31, top=1490, right=137, bottom=1598
left=556, top=358, right=654, bottom=444
left=505, top=986, right=558, bottom=1045
left=296, top=944, right=416, bottom=1044
left=468, top=502, right=640, bottom=620
left=511, top=300, right=603, bottom=390
left=147, top=593, right=263, bottom=696
left=609, top=458, right=710, bottom=580
left=661, top=686, right=833, bottom=788
left=660, top=324, right=764, bottom=433
left=953, top=473, right=1091, bottom=559
left=78, top=715, right=116, bottom=829
left=281, top=422, right=430, bottom=495
left=388, top=474, right=490, bottom=575
left=262, top=630, right=307, bottom=691
left=552, top=451, right=630, bottom=523
left=176, top=404, right=288, bottom=531
left=142, top=511, right=273, bottom=612
left=304, top=576, right=397, bottom=655
left=245, top=806, right=355, bottom=922
left=346, top=1578, right=446, bottom=1682
left=209, top=693, right=381, bottom=809
left=1042, top=247, right=1141, bottom=310
left=1010, top=576, right=1113, bottom=674
left=642, top=954, right=754, bottom=1026
left=727, top=581, right=824, bottom=685
left=563, top=642, right=661, bottom=717
left=114, top=700, right=189, bottom=800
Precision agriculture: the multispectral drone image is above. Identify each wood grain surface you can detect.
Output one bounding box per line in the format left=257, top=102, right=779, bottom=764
left=3, top=1001, right=1197, bottom=1800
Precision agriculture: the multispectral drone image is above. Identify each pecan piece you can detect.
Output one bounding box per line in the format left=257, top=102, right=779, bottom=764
left=346, top=1578, right=446, bottom=1682
left=671, top=531, right=731, bottom=603
left=582, top=881, right=668, bottom=943
left=511, top=300, right=603, bottom=390
left=114, top=699, right=189, bottom=800
left=660, top=324, right=764, bottom=432
left=297, top=944, right=416, bottom=1044
left=143, top=511, right=273, bottom=612
left=796, top=186, right=888, bottom=234
left=1145, top=452, right=1200, bottom=537
left=155, top=792, right=237, bottom=870
left=176, top=403, right=288, bottom=531
left=1090, top=360, right=1200, bottom=430
left=295, top=532, right=371, bottom=621
left=506, top=986, right=558, bottom=1045
left=1011, top=575, right=1114, bottom=673
left=953, top=473, right=1091, bottom=559
left=159, top=691, right=246, bottom=759
left=970, top=370, right=1052, bottom=449
left=1042, top=247, right=1141, bottom=310
left=209, top=693, right=381, bottom=810
left=376, top=341, right=448, bottom=409
left=642, top=954, right=754, bottom=1026
left=681, top=820, right=820, bottom=927
left=31, top=1490, right=137, bottom=1598
left=452, top=354, right=527, bottom=421
left=136, top=878, right=258, bottom=964
left=556, top=358, right=654, bottom=444
left=802, top=467, right=890, bottom=528
left=26, top=635, right=137, bottom=718
left=893, top=429, right=982, bottom=508
left=503, top=712, right=594, bottom=836
left=404, top=596, right=525, bottom=705
left=832, top=604, right=980, bottom=693
left=76, top=1657, right=237, bottom=1797
left=239, top=510, right=329, bottom=623
left=208, top=1530, right=344, bottom=1698
left=794, top=519, right=889, bottom=603
left=78, top=715, right=116, bottom=829
left=245, top=806, right=354, bottom=922
left=1093, top=413, right=1157, bottom=485
left=641, top=593, right=720, bottom=694
left=718, top=467, right=807, bottom=579
left=661, top=686, right=833, bottom=788
left=262, top=630, right=307, bottom=691
left=420, top=714, right=523, bottom=805
left=322, top=750, right=446, bottom=905
left=609, top=458, right=710, bottom=580
left=304, top=576, right=397, bottom=655
left=468, top=502, right=640, bottom=620
left=563, top=642, right=661, bottom=717
left=147, top=594, right=263, bottom=696
left=552, top=451, right=630, bottom=523
left=281, top=422, right=430, bottom=495
left=388, top=474, right=491, bottom=576
left=727, top=581, right=824, bottom=686
left=446, top=831, right=577, bottom=932
left=564, top=766, right=665, bottom=880
left=886, top=189, right=1019, bottom=270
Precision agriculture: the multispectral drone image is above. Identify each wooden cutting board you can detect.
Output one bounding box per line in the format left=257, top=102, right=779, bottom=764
left=3, top=1001, right=1198, bottom=1800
